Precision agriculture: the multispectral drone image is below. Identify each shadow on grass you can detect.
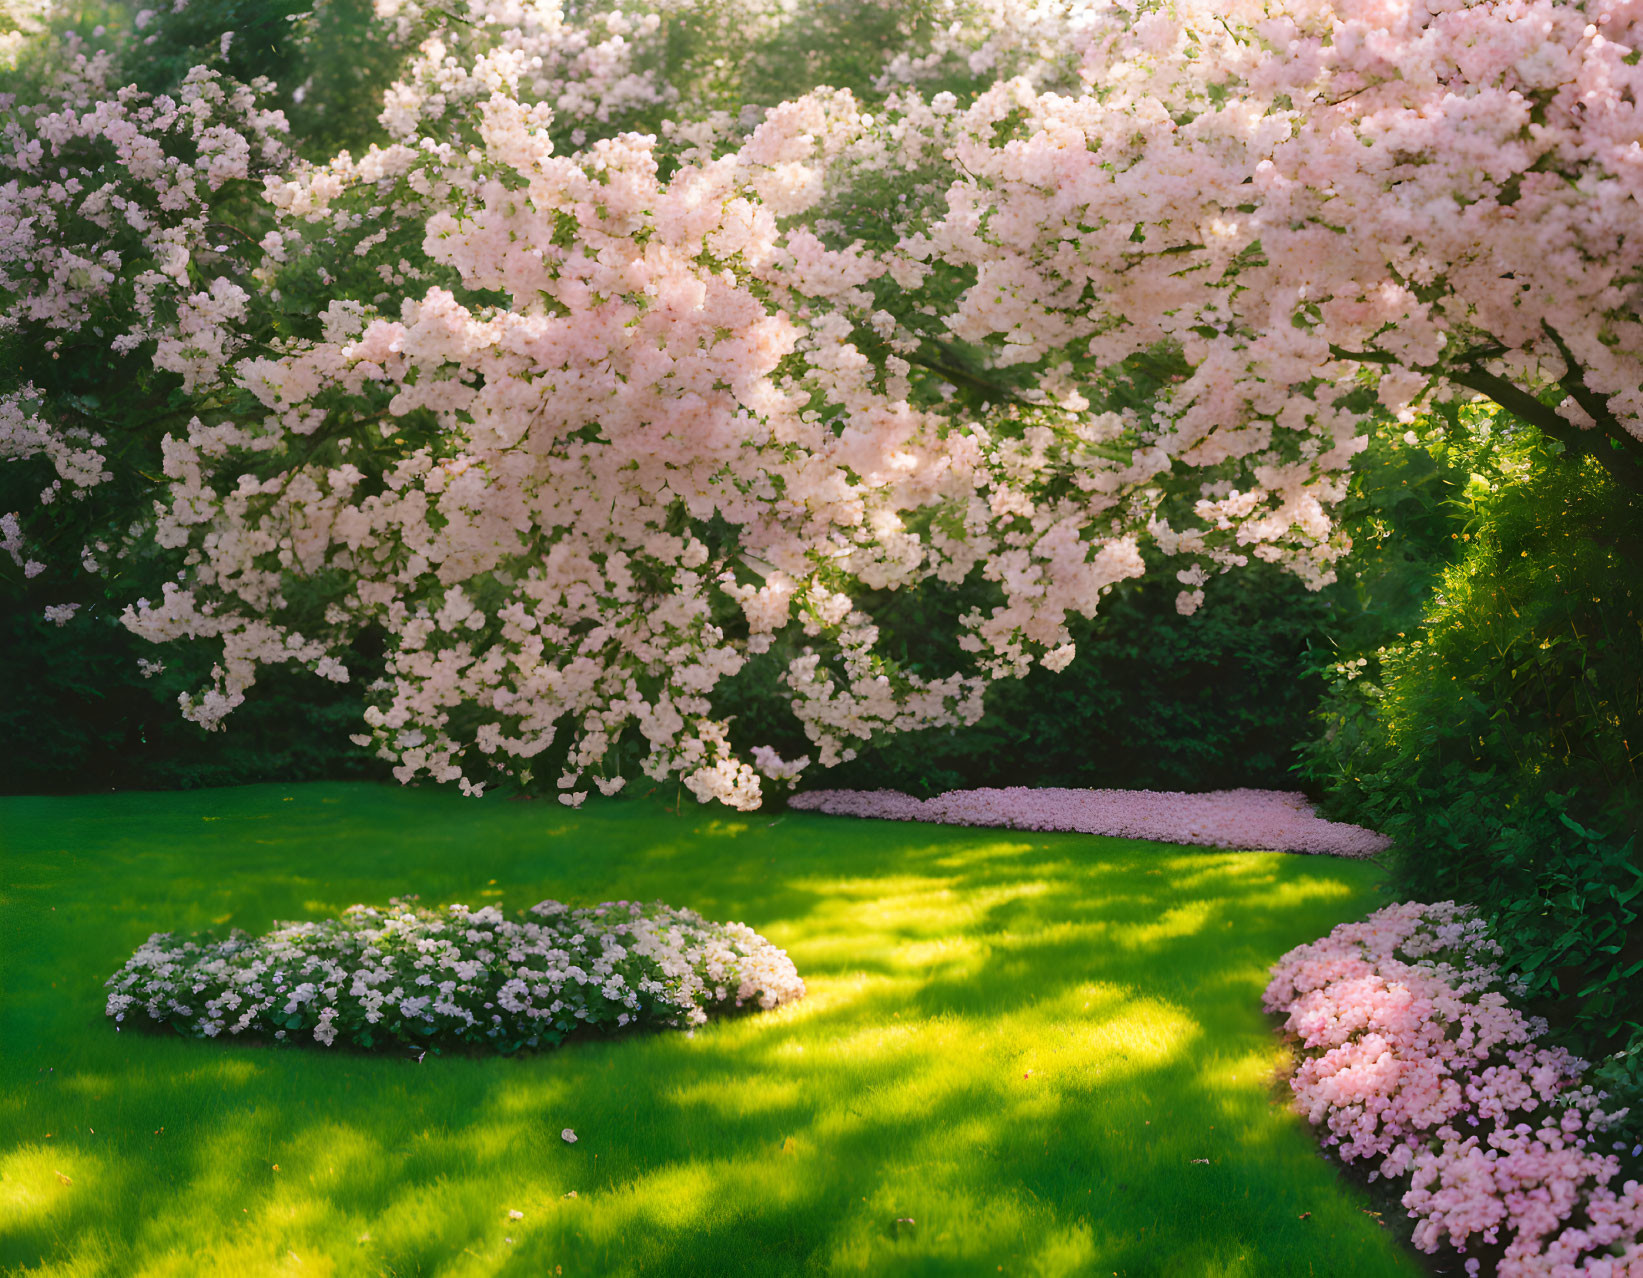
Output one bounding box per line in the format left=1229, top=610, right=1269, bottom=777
left=0, top=783, right=1419, bottom=1277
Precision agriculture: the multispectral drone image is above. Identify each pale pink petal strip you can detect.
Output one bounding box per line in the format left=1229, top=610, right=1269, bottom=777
left=788, top=786, right=1390, bottom=858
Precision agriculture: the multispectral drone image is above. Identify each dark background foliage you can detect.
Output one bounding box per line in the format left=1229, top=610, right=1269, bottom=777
left=108, top=0, right=399, bottom=159
left=0, top=604, right=383, bottom=794
left=714, top=563, right=1342, bottom=798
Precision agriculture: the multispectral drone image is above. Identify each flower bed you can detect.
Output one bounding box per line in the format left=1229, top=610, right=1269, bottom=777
left=789, top=786, right=1389, bottom=857
left=1265, top=901, right=1643, bottom=1275
left=105, top=898, right=804, bottom=1053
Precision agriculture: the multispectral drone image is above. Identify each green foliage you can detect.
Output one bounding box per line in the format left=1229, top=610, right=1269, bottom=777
left=1591, top=1026, right=1643, bottom=1134
left=111, top=0, right=401, bottom=159
left=1314, top=418, right=1475, bottom=654
left=0, top=602, right=383, bottom=794
left=726, top=0, right=1043, bottom=114
left=1299, top=409, right=1643, bottom=1121
left=712, top=561, right=1338, bottom=798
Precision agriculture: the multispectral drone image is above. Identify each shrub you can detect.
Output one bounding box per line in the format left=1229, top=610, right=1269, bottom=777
left=1298, top=412, right=1643, bottom=1103
left=105, top=897, right=805, bottom=1054
left=1266, top=901, right=1643, bottom=1275
left=1300, top=426, right=1642, bottom=856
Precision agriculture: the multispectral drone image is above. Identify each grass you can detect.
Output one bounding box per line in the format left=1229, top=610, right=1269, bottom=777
left=0, top=782, right=1421, bottom=1278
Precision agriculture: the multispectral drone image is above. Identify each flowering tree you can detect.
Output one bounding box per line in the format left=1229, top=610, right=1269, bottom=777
left=0, top=26, right=290, bottom=610
left=6, top=0, right=1643, bottom=807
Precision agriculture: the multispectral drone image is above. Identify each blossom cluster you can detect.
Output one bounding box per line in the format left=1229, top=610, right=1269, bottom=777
left=104, top=896, right=805, bottom=1053
left=124, top=61, right=1158, bottom=807
left=113, top=0, right=1343, bottom=807
left=1266, top=901, right=1643, bottom=1275
left=0, top=32, right=289, bottom=609
left=1, top=47, right=286, bottom=380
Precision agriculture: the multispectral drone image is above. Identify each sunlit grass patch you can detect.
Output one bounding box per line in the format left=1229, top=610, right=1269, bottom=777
left=0, top=783, right=1420, bottom=1276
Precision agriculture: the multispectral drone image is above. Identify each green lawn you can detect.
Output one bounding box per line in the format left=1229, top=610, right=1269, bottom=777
left=1, top=782, right=1417, bottom=1277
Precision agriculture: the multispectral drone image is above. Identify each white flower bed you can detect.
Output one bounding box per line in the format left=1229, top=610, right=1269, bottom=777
left=105, top=898, right=805, bottom=1053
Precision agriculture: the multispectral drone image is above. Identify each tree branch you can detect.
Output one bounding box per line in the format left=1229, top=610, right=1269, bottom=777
left=1445, top=360, right=1643, bottom=492
left=905, top=343, right=1030, bottom=406
left=1329, top=340, right=1643, bottom=491
left=1327, top=343, right=1399, bottom=366
left=1540, top=322, right=1629, bottom=442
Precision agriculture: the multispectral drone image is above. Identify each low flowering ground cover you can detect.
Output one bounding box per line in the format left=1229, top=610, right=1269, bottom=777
left=105, top=899, right=804, bottom=1052
left=791, top=786, right=1391, bottom=858
left=2, top=782, right=1422, bottom=1276
left=1265, top=902, right=1643, bottom=1276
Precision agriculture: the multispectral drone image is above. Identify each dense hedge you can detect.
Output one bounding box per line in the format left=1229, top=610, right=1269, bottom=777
left=789, top=563, right=1341, bottom=797
left=2, top=559, right=1346, bottom=797
left=1299, top=411, right=1643, bottom=1129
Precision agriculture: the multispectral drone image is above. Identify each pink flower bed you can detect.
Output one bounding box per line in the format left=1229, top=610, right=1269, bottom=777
left=788, top=786, right=1390, bottom=858
left=1265, top=902, right=1643, bottom=1276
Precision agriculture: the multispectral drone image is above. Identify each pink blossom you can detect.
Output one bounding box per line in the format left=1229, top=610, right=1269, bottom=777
left=1267, top=902, right=1641, bottom=1273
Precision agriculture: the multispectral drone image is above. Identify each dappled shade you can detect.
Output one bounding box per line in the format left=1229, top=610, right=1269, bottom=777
left=1, top=783, right=1420, bottom=1276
